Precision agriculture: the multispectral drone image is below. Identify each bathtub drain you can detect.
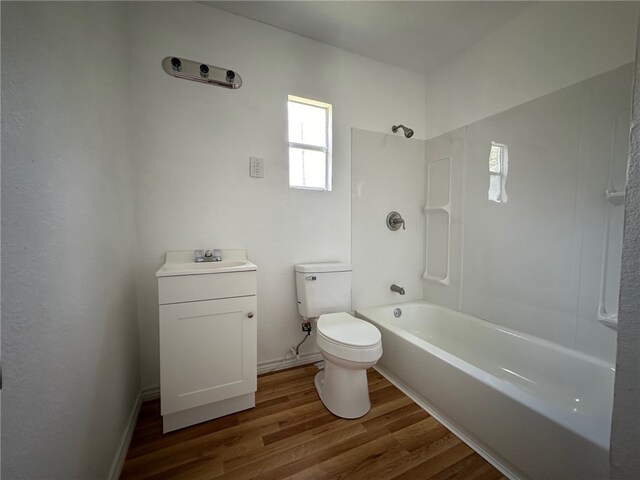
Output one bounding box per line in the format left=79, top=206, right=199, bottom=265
left=394, top=308, right=402, bottom=318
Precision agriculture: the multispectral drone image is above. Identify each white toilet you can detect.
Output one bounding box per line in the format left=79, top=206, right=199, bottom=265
left=295, top=263, right=383, bottom=419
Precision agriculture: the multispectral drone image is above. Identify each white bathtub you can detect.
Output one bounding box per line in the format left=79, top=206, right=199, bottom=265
left=356, top=301, right=614, bottom=480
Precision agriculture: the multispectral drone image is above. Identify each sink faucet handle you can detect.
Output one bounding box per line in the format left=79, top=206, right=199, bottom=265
left=194, top=249, right=205, bottom=262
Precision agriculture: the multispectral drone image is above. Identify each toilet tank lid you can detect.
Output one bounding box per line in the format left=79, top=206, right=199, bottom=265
left=295, top=262, right=352, bottom=273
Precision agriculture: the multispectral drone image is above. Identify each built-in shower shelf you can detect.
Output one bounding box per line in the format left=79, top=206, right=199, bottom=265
left=424, top=206, right=450, bottom=213
left=424, top=156, right=452, bottom=285
left=598, top=314, right=618, bottom=331
left=605, top=190, right=625, bottom=205
left=423, top=203, right=451, bottom=285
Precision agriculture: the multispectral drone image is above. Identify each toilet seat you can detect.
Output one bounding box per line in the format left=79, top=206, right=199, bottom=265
left=317, top=312, right=381, bottom=346
left=316, top=313, right=382, bottom=363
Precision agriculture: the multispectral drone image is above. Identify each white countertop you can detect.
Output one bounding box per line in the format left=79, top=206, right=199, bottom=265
left=155, top=249, right=257, bottom=277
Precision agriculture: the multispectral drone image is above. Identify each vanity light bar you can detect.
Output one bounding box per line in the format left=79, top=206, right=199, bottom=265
left=161, top=56, right=242, bottom=89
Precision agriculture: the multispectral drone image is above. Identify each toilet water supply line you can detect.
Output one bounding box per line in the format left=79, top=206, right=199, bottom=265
left=267, top=329, right=313, bottom=373
left=290, top=330, right=311, bottom=360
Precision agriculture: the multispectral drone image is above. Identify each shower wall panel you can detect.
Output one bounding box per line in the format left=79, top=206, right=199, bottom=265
left=352, top=129, right=425, bottom=310
left=423, top=128, right=465, bottom=311
left=423, top=64, right=632, bottom=362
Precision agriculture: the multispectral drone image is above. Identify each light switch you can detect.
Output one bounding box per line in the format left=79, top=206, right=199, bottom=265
left=250, top=157, right=264, bottom=178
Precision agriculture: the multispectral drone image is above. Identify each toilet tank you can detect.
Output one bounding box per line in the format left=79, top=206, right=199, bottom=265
left=295, top=263, right=352, bottom=318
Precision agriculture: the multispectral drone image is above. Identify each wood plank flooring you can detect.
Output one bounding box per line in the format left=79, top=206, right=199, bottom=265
left=121, top=365, right=505, bottom=480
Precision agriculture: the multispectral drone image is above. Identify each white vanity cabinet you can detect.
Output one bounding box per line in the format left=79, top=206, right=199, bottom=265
left=156, top=250, right=257, bottom=433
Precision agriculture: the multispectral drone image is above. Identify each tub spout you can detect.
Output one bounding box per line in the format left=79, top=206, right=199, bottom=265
left=391, top=284, right=405, bottom=295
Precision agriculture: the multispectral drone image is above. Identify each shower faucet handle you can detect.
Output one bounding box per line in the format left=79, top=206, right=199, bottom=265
left=386, top=211, right=406, bottom=231
left=393, top=218, right=406, bottom=230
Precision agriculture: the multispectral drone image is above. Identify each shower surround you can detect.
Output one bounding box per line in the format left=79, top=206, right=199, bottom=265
left=351, top=64, right=632, bottom=480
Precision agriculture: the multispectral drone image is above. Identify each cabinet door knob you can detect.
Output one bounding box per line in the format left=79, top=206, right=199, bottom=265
left=247, top=312, right=254, bottom=318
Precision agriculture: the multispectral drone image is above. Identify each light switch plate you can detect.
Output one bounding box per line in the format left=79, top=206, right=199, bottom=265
left=250, top=157, right=264, bottom=178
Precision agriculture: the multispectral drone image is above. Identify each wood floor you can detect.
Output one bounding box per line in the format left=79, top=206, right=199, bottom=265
left=121, top=365, right=505, bottom=480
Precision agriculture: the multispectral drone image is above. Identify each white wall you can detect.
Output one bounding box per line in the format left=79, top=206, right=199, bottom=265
left=1, top=3, right=140, bottom=478
left=351, top=129, right=425, bottom=309
left=424, top=1, right=639, bottom=139
left=128, top=2, right=426, bottom=390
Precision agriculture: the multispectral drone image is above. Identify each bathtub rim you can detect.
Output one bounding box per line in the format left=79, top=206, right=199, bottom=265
left=357, top=300, right=614, bottom=371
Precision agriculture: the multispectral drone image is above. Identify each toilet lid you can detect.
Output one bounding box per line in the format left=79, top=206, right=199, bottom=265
left=317, top=312, right=381, bottom=348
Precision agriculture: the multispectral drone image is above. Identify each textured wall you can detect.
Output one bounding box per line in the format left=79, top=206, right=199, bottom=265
left=610, top=17, right=640, bottom=479
left=1, top=3, right=140, bottom=478
left=128, top=2, right=427, bottom=390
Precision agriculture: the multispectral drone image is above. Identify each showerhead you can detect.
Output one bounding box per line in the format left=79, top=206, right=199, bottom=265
left=392, top=124, right=414, bottom=138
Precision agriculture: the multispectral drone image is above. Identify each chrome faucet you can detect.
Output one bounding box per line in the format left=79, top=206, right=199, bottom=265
left=390, top=284, right=405, bottom=295
left=195, top=249, right=222, bottom=262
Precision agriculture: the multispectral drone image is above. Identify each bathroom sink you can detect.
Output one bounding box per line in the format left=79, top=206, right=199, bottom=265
left=156, top=250, right=257, bottom=277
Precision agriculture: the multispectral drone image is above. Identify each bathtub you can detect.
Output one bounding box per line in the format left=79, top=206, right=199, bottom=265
left=356, top=301, right=614, bottom=480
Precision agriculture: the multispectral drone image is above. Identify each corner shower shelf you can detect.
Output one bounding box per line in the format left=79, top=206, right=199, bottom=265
left=605, top=189, right=625, bottom=205
left=597, top=187, right=625, bottom=332
left=598, top=313, right=618, bottom=331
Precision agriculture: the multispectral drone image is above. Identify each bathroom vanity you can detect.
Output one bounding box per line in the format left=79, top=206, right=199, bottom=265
left=156, top=250, right=258, bottom=433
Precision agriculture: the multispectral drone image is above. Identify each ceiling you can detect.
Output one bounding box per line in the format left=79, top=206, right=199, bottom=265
left=204, top=1, right=531, bottom=76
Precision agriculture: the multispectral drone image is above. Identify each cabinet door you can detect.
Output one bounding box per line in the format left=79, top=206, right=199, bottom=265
left=160, top=296, right=257, bottom=415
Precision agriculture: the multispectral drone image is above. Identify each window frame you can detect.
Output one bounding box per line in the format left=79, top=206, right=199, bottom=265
left=287, top=95, right=333, bottom=191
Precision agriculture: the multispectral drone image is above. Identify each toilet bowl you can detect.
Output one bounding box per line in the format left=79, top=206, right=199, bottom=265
left=314, top=312, right=383, bottom=418
left=294, top=262, right=383, bottom=419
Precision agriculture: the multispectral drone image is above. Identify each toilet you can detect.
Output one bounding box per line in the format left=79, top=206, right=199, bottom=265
left=295, top=263, right=383, bottom=419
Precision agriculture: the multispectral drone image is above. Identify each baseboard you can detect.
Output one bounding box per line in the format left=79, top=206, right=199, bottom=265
left=108, top=391, right=142, bottom=480
left=139, top=354, right=319, bottom=431
left=142, top=385, right=160, bottom=402
left=374, top=366, right=521, bottom=480
left=139, top=354, right=322, bottom=403
left=257, top=351, right=323, bottom=375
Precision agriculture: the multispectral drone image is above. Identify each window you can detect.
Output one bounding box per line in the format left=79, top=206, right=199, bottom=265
left=488, top=141, right=508, bottom=203
left=288, top=95, right=332, bottom=191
